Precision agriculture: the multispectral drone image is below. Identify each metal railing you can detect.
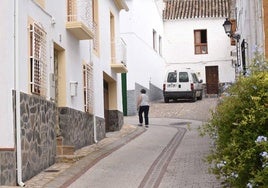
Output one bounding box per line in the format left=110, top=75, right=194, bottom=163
left=67, top=0, right=94, bottom=32
left=111, top=38, right=127, bottom=66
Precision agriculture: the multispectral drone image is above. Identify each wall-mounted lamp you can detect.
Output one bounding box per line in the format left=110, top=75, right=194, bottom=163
left=223, top=18, right=242, bottom=78
left=70, top=81, right=78, bottom=97
left=222, top=18, right=240, bottom=40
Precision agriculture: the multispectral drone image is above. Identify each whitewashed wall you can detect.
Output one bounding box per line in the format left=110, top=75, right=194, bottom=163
left=236, top=0, right=265, bottom=66
left=0, top=0, right=15, bottom=147
left=0, top=0, right=125, bottom=146
left=163, top=18, right=236, bottom=83
left=120, top=0, right=165, bottom=90
left=93, top=0, right=123, bottom=115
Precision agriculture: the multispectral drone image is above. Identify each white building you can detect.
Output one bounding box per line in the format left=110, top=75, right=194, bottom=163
left=235, top=0, right=266, bottom=73
left=0, top=0, right=128, bottom=186
left=163, top=0, right=236, bottom=95
left=120, top=0, right=165, bottom=115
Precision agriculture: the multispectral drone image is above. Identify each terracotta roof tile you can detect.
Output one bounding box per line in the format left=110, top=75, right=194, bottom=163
left=163, top=0, right=230, bottom=20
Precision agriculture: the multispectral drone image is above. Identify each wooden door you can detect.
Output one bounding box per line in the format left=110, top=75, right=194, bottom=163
left=205, top=66, right=219, bottom=94
left=54, top=50, right=60, bottom=136
left=103, top=80, right=109, bottom=131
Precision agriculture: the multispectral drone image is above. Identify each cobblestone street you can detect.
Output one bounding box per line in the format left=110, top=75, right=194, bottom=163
left=149, top=98, right=219, bottom=122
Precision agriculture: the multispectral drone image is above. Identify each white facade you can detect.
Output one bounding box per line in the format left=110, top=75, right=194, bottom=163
left=163, top=18, right=236, bottom=84
left=0, top=0, right=125, bottom=149
left=0, top=0, right=15, bottom=147
left=236, top=0, right=265, bottom=67
left=120, top=0, right=165, bottom=90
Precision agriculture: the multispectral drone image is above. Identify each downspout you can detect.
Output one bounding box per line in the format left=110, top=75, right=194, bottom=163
left=14, top=0, right=25, bottom=186
left=89, top=41, right=98, bottom=143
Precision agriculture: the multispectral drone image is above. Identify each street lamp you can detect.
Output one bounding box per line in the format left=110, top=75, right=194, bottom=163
left=222, top=18, right=240, bottom=40
left=223, top=18, right=241, bottom=77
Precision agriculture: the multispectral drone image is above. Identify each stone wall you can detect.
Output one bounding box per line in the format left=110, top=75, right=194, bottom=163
left=149, top=82, right=163, bottom=101
left=127, top=89, right=136, bottom=116
left=127, top=83, right=163, bottom=116
left=107, top=110, right=124, bottom=132
left=20, top=92, right=57, bottom=181
left=1, top=92, right=107, bottom=186
left=0, top=150, right=16, bottom=185
left=58, top=107, right=106, bottom=150
left=95, top=116, right=106, bottom=141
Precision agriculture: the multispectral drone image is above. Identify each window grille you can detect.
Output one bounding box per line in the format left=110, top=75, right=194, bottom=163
left=29, top=23, right=47, bottom=96
left=83, top=64, right=93, bottom=114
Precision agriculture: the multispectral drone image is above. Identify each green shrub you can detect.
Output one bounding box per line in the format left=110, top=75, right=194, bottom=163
left=200, top=56, right=268, bottom=187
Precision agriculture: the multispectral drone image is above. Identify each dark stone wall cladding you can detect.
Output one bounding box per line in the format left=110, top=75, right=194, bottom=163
left=108, top=110, right=124, bottom=132
left=95, top=116, right=106, bottom=141
left=20, top=92, right=56, bottom=181
left=0, top=151, right=16, bottom=186
left=59, top=107, right=98, bottom=150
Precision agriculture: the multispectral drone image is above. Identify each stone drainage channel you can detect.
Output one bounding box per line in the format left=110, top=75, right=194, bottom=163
left=138, top=125, right=187, bottom=188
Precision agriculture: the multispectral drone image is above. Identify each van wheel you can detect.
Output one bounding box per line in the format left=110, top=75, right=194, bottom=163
left=164, top=97, right=169, bottom=103
left=192, top=92, right=197, bottom=102
left=197, top=91, right=203, bottom=100
left=197, top=93, right=203, bottom=100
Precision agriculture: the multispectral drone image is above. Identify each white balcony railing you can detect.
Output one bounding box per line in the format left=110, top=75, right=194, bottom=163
left=110, top=38, right=128, bottom=73
left=111, top=38, right=127, bottom=66
left=66, top=0, right=94, bottom=40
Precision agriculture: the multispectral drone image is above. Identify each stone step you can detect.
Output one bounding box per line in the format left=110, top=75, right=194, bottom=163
left=55, top=154, right=85, bottom=163
left=56, top=145, right=75, bottom=155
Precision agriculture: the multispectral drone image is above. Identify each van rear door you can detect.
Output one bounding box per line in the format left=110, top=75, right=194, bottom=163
left=178, top=72, right=190, bottom=91
left=165, top=71, right=178, bottom=92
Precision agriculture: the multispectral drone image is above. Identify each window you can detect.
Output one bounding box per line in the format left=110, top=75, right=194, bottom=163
left=194, top=30, right=207, bottom=54
left=179, top=72, right=189, bottom=82
left=110, top=12, right=115, bottom=63
left=29, top=23, right=47, bottom=96
left=191, top=73, right=199, bottom=83
left=230, top=19, right=236, bottom=46
left=153, top=29, right=157, bottom=51
left=159, top=36, right=162, bottom=56
left=167, top=72, right=177, bottom=82
left=83, top=64, right=93, bottom=114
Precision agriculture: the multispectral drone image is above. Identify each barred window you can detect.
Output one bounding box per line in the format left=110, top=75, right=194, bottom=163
left=29, top=23, right=47, bottom=96
left=83, top=64, right=93, bottom=113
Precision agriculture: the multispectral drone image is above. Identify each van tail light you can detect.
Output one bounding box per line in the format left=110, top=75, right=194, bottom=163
left=163, top=84, right=166, bottom=91
left=191, top=83, right=194, bottom=91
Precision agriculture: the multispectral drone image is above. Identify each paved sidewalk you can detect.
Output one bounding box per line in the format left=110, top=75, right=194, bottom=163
left=0, top=123, right=146, bottom=188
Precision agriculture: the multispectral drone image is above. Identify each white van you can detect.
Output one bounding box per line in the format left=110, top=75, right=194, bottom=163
left=163, top=69, right=203, bottom=103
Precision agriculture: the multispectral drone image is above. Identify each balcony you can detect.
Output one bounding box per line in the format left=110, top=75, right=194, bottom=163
left=113, top=0, right=129, bottom=11
left=66, top=0, right=94, bottom=40
left=111, top=62, right=128, bottom=73
left=111, top=39, right=128, bottom=73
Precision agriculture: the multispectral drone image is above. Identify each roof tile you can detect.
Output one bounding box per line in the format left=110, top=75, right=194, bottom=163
left=163, top=0, right=230, bottom=20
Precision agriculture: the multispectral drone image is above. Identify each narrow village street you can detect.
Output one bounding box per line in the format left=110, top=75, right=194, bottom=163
left=67, top=98, right=221, bottom=188
left=0, top=97, right=221, bottom=188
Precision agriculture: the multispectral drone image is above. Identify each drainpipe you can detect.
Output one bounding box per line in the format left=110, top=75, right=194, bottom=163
left=93, top=114, right=98, bottom=143
left=89, top=41, right=98, bottom=143
left=14, top=0, right=25, bottom=186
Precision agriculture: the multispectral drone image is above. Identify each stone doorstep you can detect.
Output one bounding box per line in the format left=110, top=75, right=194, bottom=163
left=205, top=94, right=219, bottom=98
left=56, top=145, right=75, bottom=155
left=56, top=154, right=85, bottom=163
